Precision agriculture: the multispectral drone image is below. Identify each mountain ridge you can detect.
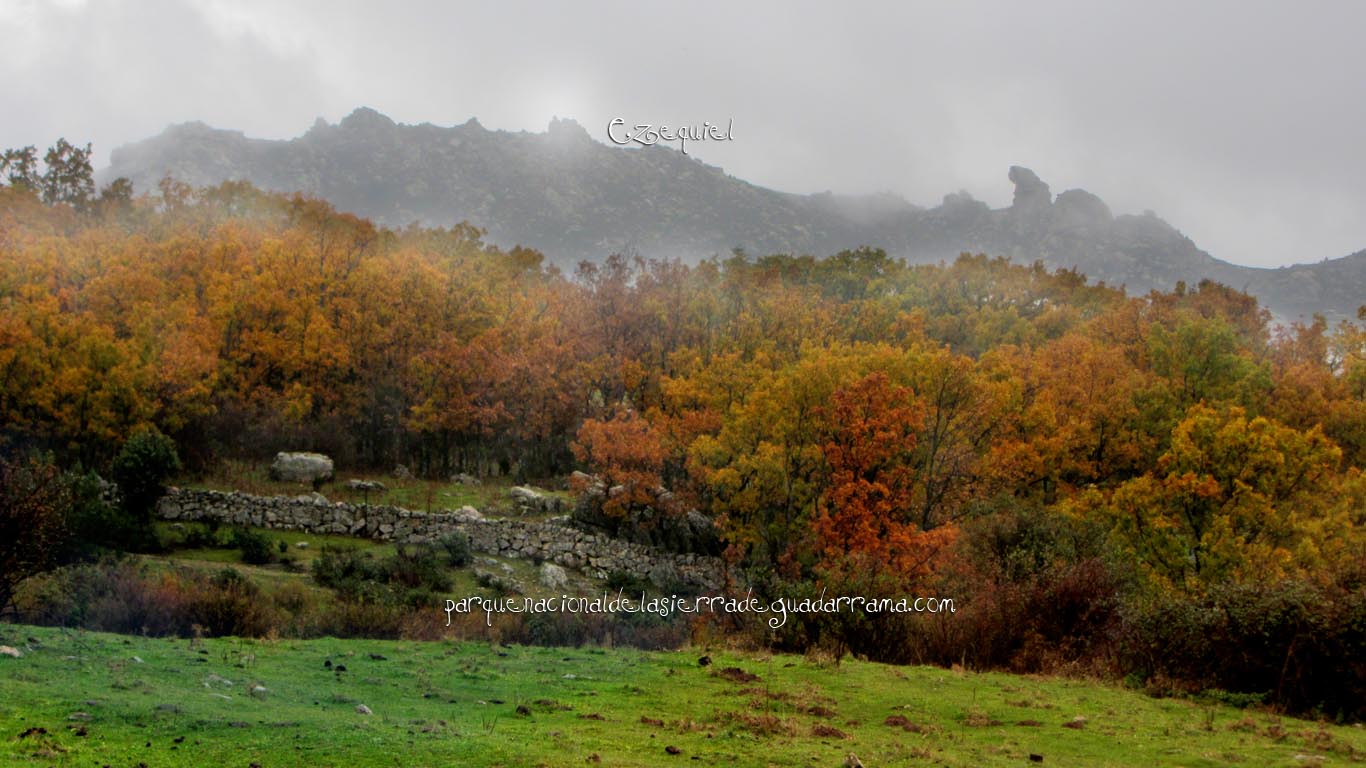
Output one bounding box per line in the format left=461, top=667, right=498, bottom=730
left=103, top=107, right=1365, bottom=323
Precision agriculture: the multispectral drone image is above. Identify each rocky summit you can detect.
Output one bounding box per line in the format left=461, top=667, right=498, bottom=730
left=104, top=108, right=1365, bottom=322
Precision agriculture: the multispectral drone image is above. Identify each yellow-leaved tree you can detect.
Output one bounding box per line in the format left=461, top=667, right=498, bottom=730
left=1087, top=404, right=1359, bottom=593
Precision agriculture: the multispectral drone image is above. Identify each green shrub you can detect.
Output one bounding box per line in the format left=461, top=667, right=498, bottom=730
left=1117, top=579, right=1366, bottom=721
left=178, top=522, right=224, bottom=549
left=439, top=532, right=472, bottom=567
left=57, top=470, right=126, bottom=558
left=311, top=546, right=384, bottom=592
left=604, top=570, right=651, bottom=595
left=403, top=585, right=441, bottom=610
left=385, top=544, right=452, bottom=592
left=312, top=543, right=453, bottom=600
left=230, top=527, right=276, bottom=565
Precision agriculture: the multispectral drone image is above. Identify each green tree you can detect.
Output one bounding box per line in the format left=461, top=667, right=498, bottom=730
left=0, top=145, right=39, bottom=190
left=111, top=425, right=181, bottom=532
left=41, top=138, right=95, bottom=210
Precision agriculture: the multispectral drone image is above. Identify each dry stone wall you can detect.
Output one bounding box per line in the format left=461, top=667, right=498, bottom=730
left=156, top=488, right=723, bottom=590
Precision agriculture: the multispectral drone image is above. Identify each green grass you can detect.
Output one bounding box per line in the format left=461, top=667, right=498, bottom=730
left=155, top=521, right=398, bottom=565
left=0, top=624, right=1360, bottom=767
left=148, top=521, right=562, bottom=599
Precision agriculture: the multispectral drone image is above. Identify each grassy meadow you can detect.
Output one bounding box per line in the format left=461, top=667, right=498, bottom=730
left=1, top=624, right=1361, bottom=767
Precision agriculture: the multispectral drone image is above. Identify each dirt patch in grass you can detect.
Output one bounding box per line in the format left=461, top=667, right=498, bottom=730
left=720, top=710, right=797, bottom=737
left=715, top=667, right=760, bottom=683
left=884, top=715, right=935, bottom=734
left=812, top=724, right=849, bottom=739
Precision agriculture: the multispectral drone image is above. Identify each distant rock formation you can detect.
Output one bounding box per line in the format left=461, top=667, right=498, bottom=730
left=1009, top=165, right=1052, bottom=214
left=103, top=109, right=1366, bottom=322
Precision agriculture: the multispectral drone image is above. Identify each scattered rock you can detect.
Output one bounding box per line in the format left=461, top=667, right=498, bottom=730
left=539, top=562, right=568, bottom=589
left=250, top=685, right=269, bottom=698
left=345, top=479, right=387, bottom=492
left=450, top=473, right=481, bottom=486
left=697, top=655, right=711, bottom=667
left=516, top=704, right=532, bottom=716
left=452, top=505, right=484, bottom=522
left=269, top=452, right=334, bottom=484
left=355, top=704, right=373, bottom=715
left=510, top=485, right=562, bottom=515
left=295, top=541, right=309, bottom=549
left=844, top=754, right=865, bottom=768
left=1063, top=715, right=1087, bottom=729
left=68, top=711, right=93, bottom=720
left=640, top=716, right=664, bottom=727
left=0, top=645, right=22, bottom=658
left=393, top=465, right=412, bottom=480
left=664, top=745, right=682, bottom=755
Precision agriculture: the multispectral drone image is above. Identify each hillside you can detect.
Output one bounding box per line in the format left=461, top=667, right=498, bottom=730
left=103, top=108, right=1366, bottom=323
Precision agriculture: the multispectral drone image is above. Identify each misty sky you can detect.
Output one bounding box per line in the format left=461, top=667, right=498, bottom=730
left=2, top=0, right=1363, bottom=268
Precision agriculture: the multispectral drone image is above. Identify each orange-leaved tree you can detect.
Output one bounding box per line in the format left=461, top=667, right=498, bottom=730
left=814, top=372, right=958, bottom=581
left=571, top=406, right=667, bottom=521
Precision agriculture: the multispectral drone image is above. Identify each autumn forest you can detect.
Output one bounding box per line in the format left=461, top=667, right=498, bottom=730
left=1, top=167, right=1364, bottom=719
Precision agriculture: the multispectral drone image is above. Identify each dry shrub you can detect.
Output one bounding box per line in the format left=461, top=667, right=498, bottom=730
left=316, top=599, right=406, bottom=639
left=13, top=559, right=277, bottom=637
left=399, top=606, right=456, bottom=641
